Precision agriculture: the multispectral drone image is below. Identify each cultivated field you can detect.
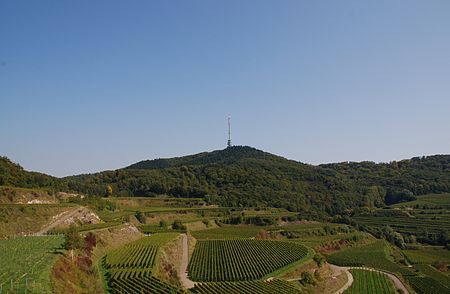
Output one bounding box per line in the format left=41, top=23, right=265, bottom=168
left=344, top=269, right=396, bottom=294
left=188, top=239, right=311, bottom=281
left=0, top=236, right=64, bottom=293
left=194, top=279, right=301, bottom=293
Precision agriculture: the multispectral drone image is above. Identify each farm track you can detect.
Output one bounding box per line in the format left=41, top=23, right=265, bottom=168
left=34, top=206, right=85, bottom=235
left=329, top=264, right=354, bottom=294
left=179, top=233, right=195, bottom=289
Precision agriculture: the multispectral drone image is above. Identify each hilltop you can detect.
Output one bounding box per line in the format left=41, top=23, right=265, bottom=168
left=1, top=147, right=449, bottom=217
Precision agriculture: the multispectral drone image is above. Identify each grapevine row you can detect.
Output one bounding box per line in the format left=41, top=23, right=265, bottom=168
left=188, top=240, right=309, bottom=281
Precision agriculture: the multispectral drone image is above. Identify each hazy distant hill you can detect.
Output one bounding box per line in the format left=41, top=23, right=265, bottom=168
left=1, top=147, right=449, bottom=217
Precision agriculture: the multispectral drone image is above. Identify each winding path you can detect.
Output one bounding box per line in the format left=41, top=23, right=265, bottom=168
left=329, top=264, right=354, bottom=294
left=178, top=234, right=195, bottom=289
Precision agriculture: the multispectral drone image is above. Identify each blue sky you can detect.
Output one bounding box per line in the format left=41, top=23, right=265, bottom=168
left=1, top=1, right=449, bottom=177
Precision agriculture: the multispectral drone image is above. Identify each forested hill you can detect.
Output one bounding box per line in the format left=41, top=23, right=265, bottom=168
left=1, top=147, right=449, bottom=217
left=0, top=156, right=57, bottom=188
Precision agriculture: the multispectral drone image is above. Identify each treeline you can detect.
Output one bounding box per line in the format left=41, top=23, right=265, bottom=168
left=1, top=147, right=449, bottom=217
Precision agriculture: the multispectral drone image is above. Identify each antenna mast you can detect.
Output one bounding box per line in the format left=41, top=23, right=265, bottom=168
left=227, top=116, right=232, bottom=148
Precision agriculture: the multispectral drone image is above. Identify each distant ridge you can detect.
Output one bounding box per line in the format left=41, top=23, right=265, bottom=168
left=1, top=149, right=449, bottom=217
left=126, top=146, right=283, bottom=169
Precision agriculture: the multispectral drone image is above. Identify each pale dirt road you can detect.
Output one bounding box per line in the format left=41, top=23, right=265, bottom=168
left=329, top=264, right=354, bottom=294
left=34, top=206, right=85, bottom=235
left=178, top=233, right=195, bottom=289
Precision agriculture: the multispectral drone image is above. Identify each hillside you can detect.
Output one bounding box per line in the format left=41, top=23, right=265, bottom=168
left=1, top=148, right=449, bottom=217
left=0, top=156, right=59, bottom=190
left=63, top=147, right=450, bottom=217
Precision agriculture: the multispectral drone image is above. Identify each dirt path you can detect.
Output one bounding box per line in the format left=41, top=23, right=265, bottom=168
left=34, top=206, right=85, bottom=235
left=329, top=264, right=353, bottom=294
left=178, top=233, right=195, bottom=289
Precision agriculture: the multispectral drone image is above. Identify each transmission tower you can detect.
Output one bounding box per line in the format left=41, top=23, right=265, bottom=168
left=227, top=116, right=232, bottom=148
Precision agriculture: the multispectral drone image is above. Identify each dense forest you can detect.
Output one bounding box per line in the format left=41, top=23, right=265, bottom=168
left=1, top=147, right=449, bottom=217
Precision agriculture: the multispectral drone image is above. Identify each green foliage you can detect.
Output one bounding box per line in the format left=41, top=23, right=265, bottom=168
left=171, top=220, right=186, bottom=231
left=64, top=226, right=83, bottom=251
left=344, top=269, right=396, bottom=294
left=313, top=253, right=325, bottom=267
left=194, top=279, right=301, bottom=293
left=0, top=236, right=64, bottom=293
left=188, top=240, right=309, bottom=281
left=300, top=271, right=315, bottom=286
left=134, top=211, right=145, bottom=223
left=2, top=149, right=450, bottom=219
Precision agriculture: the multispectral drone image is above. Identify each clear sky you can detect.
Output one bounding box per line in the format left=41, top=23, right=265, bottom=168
left=1, top=1, right=449, bottom=177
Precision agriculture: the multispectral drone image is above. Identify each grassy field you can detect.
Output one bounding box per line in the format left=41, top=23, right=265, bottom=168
left=344, top=269, right=396, bottom=294
left=188, top=239, right=310, bottom=281
left=0, top=236, right=64, bottom=293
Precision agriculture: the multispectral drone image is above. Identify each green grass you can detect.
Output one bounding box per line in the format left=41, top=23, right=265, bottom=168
left=191, top=225, right=264, bottom=240
left=344, top=269, right=396, bottom=294
left=0, top=236, right=65, bottom=293
left=188, top=239, right=310, bottom=281
left=194, top=279, right=301, bottom=293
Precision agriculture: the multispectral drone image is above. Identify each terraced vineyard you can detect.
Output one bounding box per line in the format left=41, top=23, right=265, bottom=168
left=104, top=233, right=183, bottom=294
left=104, top=241, right=158, bottom=269
left=326, top=241, right=413, bottom=276
left=353, top=211, right=450, bottom=236
left=405, top=276, right=450, bottom=294
left=191, top=226, right=263, bottom=240
left=109, top=269, right=183, bottom=294
left=188, top=239, right=311, bottom=281
left=344, top=269, right=396, bottom=294
left=194, top=279, right=301, bottom=293
left=0, top=236, right=64, bottom=293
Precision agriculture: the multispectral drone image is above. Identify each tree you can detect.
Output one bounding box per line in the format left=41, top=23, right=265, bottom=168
left=105, top=185, right=113, bottom=197
left=135, top=211, right=145, bottom=223
left=84, top=232, right=97, bottom=256
left=64, top=226, right=83, bottom=260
